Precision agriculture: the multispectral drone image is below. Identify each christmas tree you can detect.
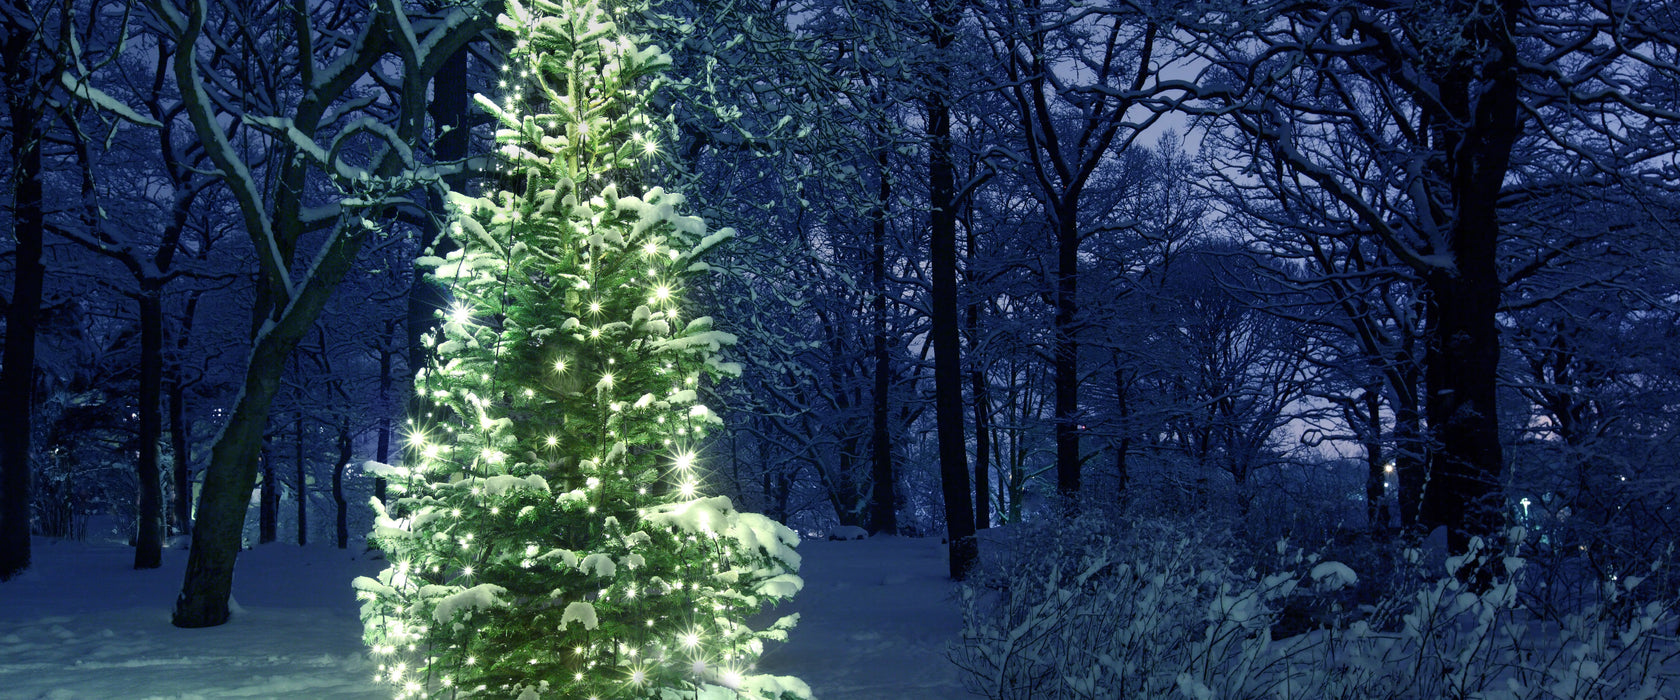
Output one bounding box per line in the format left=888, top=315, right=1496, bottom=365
left=354, top=0, right=808, bottom=697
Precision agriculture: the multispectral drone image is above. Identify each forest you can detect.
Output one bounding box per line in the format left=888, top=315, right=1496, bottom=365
left=2, top=0, right=1680, bottom=698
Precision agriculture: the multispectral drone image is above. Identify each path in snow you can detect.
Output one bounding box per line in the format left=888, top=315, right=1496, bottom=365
left=0, top=533, right=978, bottom=699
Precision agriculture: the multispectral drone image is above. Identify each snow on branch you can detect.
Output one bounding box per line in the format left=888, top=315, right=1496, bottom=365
left=58, top=72, right=163, bottom=128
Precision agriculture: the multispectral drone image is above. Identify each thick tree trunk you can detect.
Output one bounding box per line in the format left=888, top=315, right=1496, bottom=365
left=1422, top=270, right=1505, bottom=551
left=406, top=46, right=470, bottom=432
left=868, top=153, right=897, bottom=536
left=1053, top=209, right=1080, bottom=500
left=134, top=291, right=165, bottom=569
left=1, top=36, right=45, bottom=580
left=334, top=419, right=350, bottom=549
left=259, top=443, right=277, bottom=545
left=928, top=0, right=975, bottom=580
left=173, top=331, right=306, bottom=627
left=1391, top=358, right=1426, bottom=531
left=1419, top=9, right=1519, bottom=554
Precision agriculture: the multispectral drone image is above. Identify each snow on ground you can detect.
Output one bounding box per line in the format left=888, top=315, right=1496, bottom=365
left=0, top=532, right=978, bottom=700
left=0, top=537, right=383, bottom=700
left=756, top=536, right=978, bottom=700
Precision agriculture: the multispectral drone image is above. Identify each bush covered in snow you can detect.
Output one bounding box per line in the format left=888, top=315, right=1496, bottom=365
left=953, top=514, right=1679, bottom=699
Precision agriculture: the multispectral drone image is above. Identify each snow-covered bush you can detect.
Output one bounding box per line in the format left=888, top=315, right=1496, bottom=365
left=952, top=515, right=1240, bottom=698
left=955, top=517, right=1680, bottom=699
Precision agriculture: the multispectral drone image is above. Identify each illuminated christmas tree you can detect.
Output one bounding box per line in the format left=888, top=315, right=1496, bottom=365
left=354, top=1, right=808, bottom=697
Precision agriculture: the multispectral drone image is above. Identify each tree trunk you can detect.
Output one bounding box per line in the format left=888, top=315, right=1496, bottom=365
left=169, top=379, right=192, bottom=536
left=967, top=222, right=990, bottom=531
left=1, top=31, right=45, bottom=580
left=169, top=288, right=204, bottom=538
left=868, top=152, right=897, bottom=536
left=375, top=319, right=396, bottom=503
left=334, top=419, right=350, bottom=549
left=294, top=411, right=306, bottom=546
left=1422, top=270, right=1505, bottom=551
left=1389, top=354, right=1426, bottom=531
left=1360, top=386, right=1386, bottom=532
left=1419, top=15, right=1519, bottom=554
left=259, top=441, right=277, bottom=545
left=173, top=330, right=308, bottom=627
left=1114, top=366, right=1131, bottom=498
left=406, top=45, right=471, bottom=432
left=1053, top=207, right=1080, bottom=501
left=134, top=290, right=165, bottom=569
left=928, top=0, right=975, bottom=580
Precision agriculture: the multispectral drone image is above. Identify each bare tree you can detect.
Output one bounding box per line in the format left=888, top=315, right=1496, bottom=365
left=1168, top=0, right=1680, bottom=555
left=137, top=0, right=498, bottom=627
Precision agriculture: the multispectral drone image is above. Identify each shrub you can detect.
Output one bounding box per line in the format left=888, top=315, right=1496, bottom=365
left=954, top=517, right=1679, bottom=699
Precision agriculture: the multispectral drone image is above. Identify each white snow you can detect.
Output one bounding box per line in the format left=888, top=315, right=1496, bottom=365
left=431, top=583, right=510, bottom=624
left=559, top=601, right=598, bottom=630
left=0, top=531, right=980, bottom=700
left=827, top=525, right=868, bottom=541
left=1308, top=561, right=1357, bottom=591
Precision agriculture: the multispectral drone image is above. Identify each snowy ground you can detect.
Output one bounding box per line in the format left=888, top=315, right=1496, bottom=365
left=0, top=533, right=977, bottom=700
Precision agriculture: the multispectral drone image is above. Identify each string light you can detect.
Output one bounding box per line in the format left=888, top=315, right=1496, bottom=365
left=360, top=0, right=803, bottom=696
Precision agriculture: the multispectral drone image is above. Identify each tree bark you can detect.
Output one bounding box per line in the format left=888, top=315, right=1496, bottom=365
left=294, top=411, right=306, bottom=546
left=134, top=290, right=165, bottom=569
left=867, top=151, right=897, bottom=536
left=967, top=218, right=990, bottom=531
left=1359, top=386, right=1386, bottom=532
left=1053, top=207, right=1080, bottom=500
left=928, top=0, right=975, bottom=580
left=259, top=441, right=276, bottom=545
left=1418, top=5, right=1520, bottom=553
left=1, top=25, right=45, bottom=580
left=1392, top=360, right=1426, bottom=530
left=169, top=377, right=192, bottom=536
left=334, top=419, right=350, bottom=549
left=174, top=327, right=315, bottom=627
left=375, top=319, right=396, bottom=503
left=406, top=44, right=470, bottom=431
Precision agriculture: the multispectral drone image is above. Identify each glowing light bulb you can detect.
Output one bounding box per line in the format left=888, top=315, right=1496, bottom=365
left=450, top=303, right=472, bottom=325
left=653, top=285, right=671, bottom=301
left=555, top=358, right=568, bottom=373
left=546, top=434, right=559, bottom=447
left=674, top=452, right=694, bottom=471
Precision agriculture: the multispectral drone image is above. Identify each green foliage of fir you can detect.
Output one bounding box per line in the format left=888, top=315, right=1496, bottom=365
left=355, top=1, right=808, bottom=697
